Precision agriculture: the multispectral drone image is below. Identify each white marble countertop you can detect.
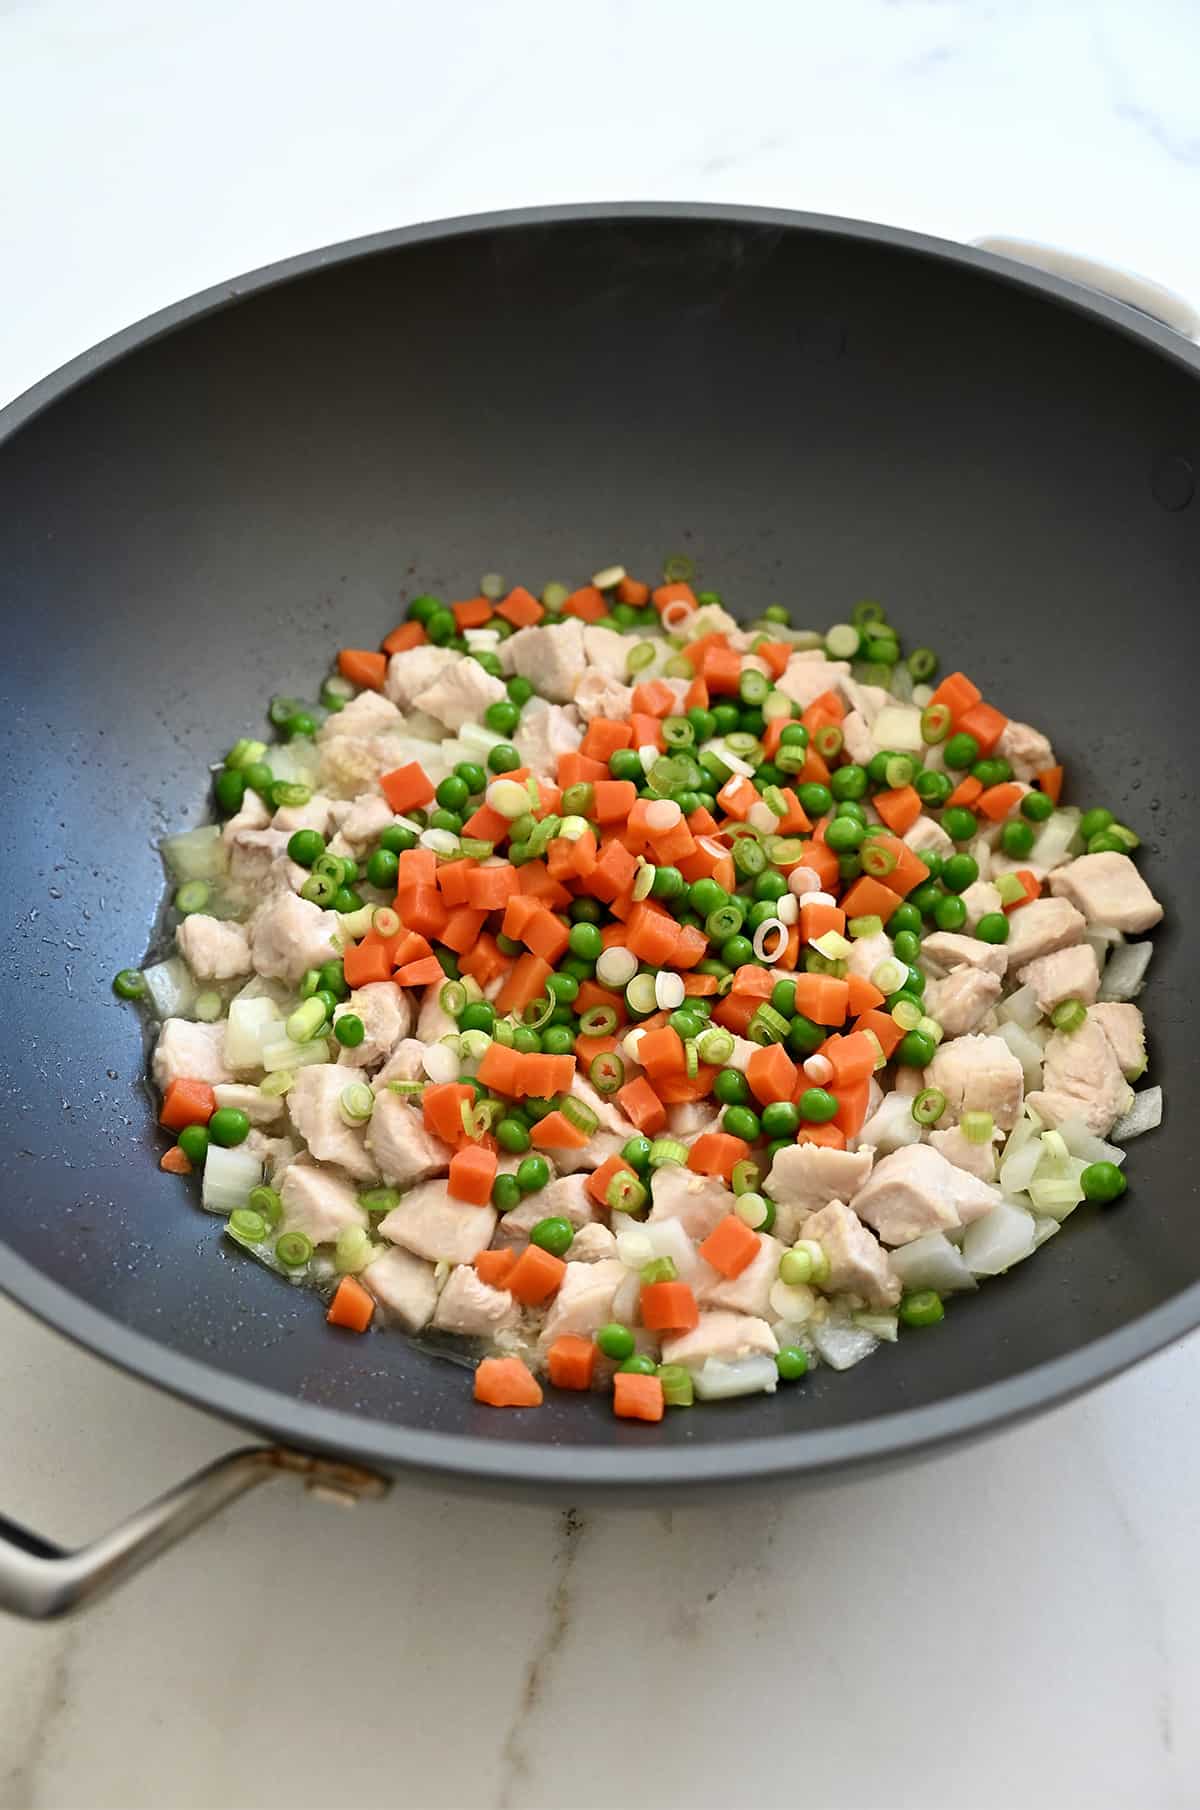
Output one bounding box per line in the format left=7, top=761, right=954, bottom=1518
left=2, top=3, right=1199, bottom=1806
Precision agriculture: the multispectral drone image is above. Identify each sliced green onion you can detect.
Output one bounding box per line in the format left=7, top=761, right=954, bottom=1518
left=301, top=871, right=339, bottom=907
left=862, top=842, right=898, bottom=878
left=271, top=781, right=313, bottom=809
left=461, top=1097, right=499, bottom=1140
left=917, top=1014, right=943, bottom=1044
left=891, top=997, right=924, bottom=1032
left=521, top=994, right=556, bottom=1031
left=335, top=1225, right=373, bottom=1274
left=193, top=990, right=223, bottom=1023
left=359, top=1186, right=401, bottom=1214
left=734, top=1191, right=769, bottom=1229
left=648, top=1138, right=688, bottom=1169
left=459, top=1028, right=492, bottom=1062
left=275, top=1231, right=313, bottom=1269
left=825, top=623, right=861, bottom=659
left=790, top=1237, right=830, bottom=1287
left=579, top=1004, right=619, bottom=1037
left=872, top=956, right=908, bottom=996
left=607, top=1172, right=647, bottom=1214
left=724, top=732, right=761, bottom=759
left=626, top=641, right=657, bottom=675
left=542, top=580, right=569, bottom=609
left=683, top=1039, right=700, bottom=1080
left=626, top=973, right=659, bottom=1015
left=387, top=1079, right=425, bottom=1095
left=765, top=836, right=807, bottom=868
left=286, top=997, right=328, bottom=1043
left=732, top=1159, right=762, bottom=1196
left=657, top=1364, right=695, bottom=1408
left=775, top=746, right=808, bottom=775
left=440, top=980, right=468, bottom=1018
left=814, top=724, right=843, bottom=760
left=641, top=1256, right=678, bottom=1285
left=259, top=1069, right=295, bottom=1098
left=908, top=647, right=938, bottom=681
left=631, top=862, right=656, bottom=901
left=697, top=1027, right=734, bottom=1065
left=884, top=754, right=916, bottom=788
left=1051, top=998, right=1087, bottom=1032
left=706, top=903, right=744, bottom=940
left=761, top=785, right=788, bottom=818
left=459, top=837, right=495, bottom=860
left=589, top=1051, right=625, bottom=1094
left=740, top=669, right=769, bottom=706
left=339, top=1082, right=375, bottom=1126
left=175, top=880, right=210, bottom=915
left=373, top=905, right=401, bottom=938
left=921, top=702, right=952, bottom=744
left=848, top=914, right=884, bottom=939
left=912, top=1087, right=946, bottom=1127
left=662, top=552, right=695, bottom=583
left=479, top=571, right=506, bottom=599
left=112, top=967, right=147, bottom=1000
left=663, top=653, right=694, bottom=680
left=748, top=1003, right=790, bottom=1045
left=663, top=716, right=695, bottom=748
left=247, top=1185, right=283, bottom=1228
left=561, top=1096, right=599, bottom=1137
left=962, top=1109, right=994, bottom=1144
left=225, top=737, right=268, bottom=770
left=733, top=836, right=767, bottom=877
left=228, top=1208, right=267, bottom=1245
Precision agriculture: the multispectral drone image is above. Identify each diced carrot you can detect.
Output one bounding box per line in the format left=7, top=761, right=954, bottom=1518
left=159, top=1077, right=216, bottom=1131
left=712, top=994, right=758, bottom=1035
left=337, top=648, right=388, bottom=691
left=520, top=908, right=570, bottom=965
left=501, top=892, right=545, bottom=940
left=494, top=951, right=553, bottom=1016
left=1036, top=765, right=1064, bottom=804
left=640, top=1281, right=699, bottom=1334
left=628, top=712, right=665, bottom=751
left=684, top=675, right=710, bottom=710
left=476, top=1042, right=520, bottom=1096
left=546, top=1334, right=597, bottom=1391
left=556, top=752, right=608, bottom=790
left=587, top=1154, right=638, bottom=1209
left=683, top=972, right=719, bottom=997
left=686, top=1132, right=750, bottom=1183
left=626, top=680, right=672, bottom=720
left=617, top=1075, right=667, bottom=1134
left=698, top=1215, right=760, bottom=1280
left=394, top=955, right=445, bottom=986
left=946, top=775, right=983, bottom=810
left=956, top=700, right=1009, bottom=755
left=423, top=1081, right=474, bottom=1146
left=832, top=1079, right=871, bottom=1138
left=530, top=1110, right=590, bottom=1150
left=653, top=817, right=698, bottom=864
left=672, top=924, right=708, bottom=970
left=789, top=974, right=850, bottom=1026
left=798, top=746, right=831, bottom=788
left=797, top=1123, right=847, bottom=1149
left=839, top=875, right=903, bottom=923
left=391, top=930, right=433, bottom=968
left=395, top=847, right=437, bottom=891
left=448, top=1144, right=498, bottom=1205
left=650, top=580, right=697, bottom=615
left=581, top=718, right=634, bottom=762
left=799, top=899, right=845, bottom=944
left=159, top=1145, right=192, bottom=1174
left=796, top=840, right=840, bottom=890
left=462, top=863, right=517, bottom=911
left=435, top=858, right=477, bottom=907
left=590, top=779, right=638, bottom=824
left=440, top=906, right=487, bottom=954
left=824, top=1030, right=878, bottom=1088
left=637, top=1026, right=686, bottom=1081
left=460, top=802, right=512, bottom=843
left=855, top=1007, right=904, bottom=1059
left=701, top=645, right=743, bottom=694
left=451, top=596, right=493, bottom=630
left=756, top=640, right=792, bottom=679
left=977, top=782, right=1024, bottom=822
left=515, top=861, right=572, bottom=909
left=562, top=585, right=607, bottom=621
left=474, top=1356, right=544, bottom=1407
left=506, top=1245, right=567, bottom=1307
left=846, top=973, right=886, bottom=1016
left=400, top=886, right=450, bottom=940
left=379, top=762, right=435, bottom=814
left=773, top=787, right=812, bottom=835
left=746, top=1044, right=797, bottom=1105
left=381, top=621, right=426, bottom=654
left=1006, top=869, right=1043, bottom=911
left=873, top=785, right=923, bottom=835
left=475, top=1248, right=518, bottom=1289
left=589, top=838, right=638, bottom=903
left=656, top=1066, right=718, bottom=1105
left=339, top=934, right=390, bottom=988
left=687, top=805, right=720, bottom=838
left=716, top=773, right=758, bottom=820
left=527, top=1053, right=576, bottom=1096
left=495, top=585, right=544, bottom=628
left=801, top=689, right=845, bottom=732
left=322, top=1274, right=374, bottom=1334
left=928, top=671, right=981, bottom=724
left=682, top=631, right=728, bottom=672
left=865, top=834, right=929, bottom=898
left=624, top=903, right=681, bottom=966
left=612, top=1372, right=664, bottom=1422
left=459, top=933, right=509, bottom=988
left=615, top=576, right=650, bottom=606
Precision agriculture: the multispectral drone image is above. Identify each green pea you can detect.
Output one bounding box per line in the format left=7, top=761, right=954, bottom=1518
left=454, top=761, right=488, bottom=796
left=459, top=1001, right=495, bottom=1034
left=334, top=1013, right=365, bottom=1047
left=1000, top=819, right=1035, bottom=858
left=530, top=1216, right=574, bottom=1257
left=776, top=1345, right=810, bottom=1381
left=933, top=893, right=968, bottom=932
left=798, top=782, right=833, bottom=817
left=892, top=929, right=922, bottom=964
left=942, top=807, right=978, bottom=842
left=798, top=1087, right=838, bottom=1123
left=943, top=732, right=979, bottom=770
left=830, top=764, right=868, bottom=802
left=208, top=1107, right=250, bottom=1148
left=619, top=1354, right=658, bottom=1376
left=596, top=1322, right=635, bottom=1361
left=722, top=1104, right=761, bottom=1141
left=1081, top=1161, right=1127, bottom=1203
left=567, top=922, right=602, bottom=960
left=714, top=1068, right=751, bottom=1107
left=112, top=968, right=147, bottom=1000
left=825, top=815, right=865, bottom=853
left=888, top=902, right=922, bottom=934
left=1021, top=790, right=1054, bottom=823
left=975, top=912, right=1010, bottom=944
left=651, top=865, right=685, bottom=900
left=561, top=956, right=594, bottom=982
left=787, top=1014, right=824, bottom=1057
left=546, top=972, right=579, bottom=1004
left=771, top=979, right=797, bottom=1016
left=622, top=1135, right=653, bottom=1173
left=753, top=871, right=788, bottom=902
left=332, top=886, right=363, bottom=914
left=909, top=880, right=943, bottom=917
left=429, top=810, right=462, bottom=835
left=378, top=823, right=417, bottom=854
left=487, top=743, right=520, bottom=774
left=721, top=934, right=755, bottom=968
left=213, top=767, right=247, bottom=815
left=511, top=1026, right=541, bottom=1054
left=1079, top=808, right=1114, bottom=841
left=425, top=609, right=456, bottom=645
left=407, top=593, right=443, bottom=622
left=761, top=1100, right=800, bottom=1139
left=507, top=676, right=534, bottom=706
left=366, top=847, right=399, bottom=889
left=896, top=1029, right=936, bottom=1066
left=941, top=853, right=979, bottom=894
left=688, top=707, right=717, bottom=741
left=542, top=1025, right=575, bottom=1055
left=778, top=723, right=809, bottom=746
left=492, top=1173, right=522, bottom=1212
left=972, top=757, right=1012, bottom=787
left=284, top=711, right=317, bottom=740
left=609, top=748, right=642, bottom=781
left=899, top=1289, right=945, bottom=1327
left=485, top=700, right=520, bottom=736
left=177, top=1124, right=210, bottom=1164
left=516, top=1155, right=550, bottom=1194
left=669, top=1008, right=704, bottom=1040
left=915, top=770, right=952, bottom=808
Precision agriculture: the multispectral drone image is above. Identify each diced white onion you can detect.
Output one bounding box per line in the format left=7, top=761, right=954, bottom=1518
left=1027, top=1175, right=1085, bottom=1220
left=769, top=1279, right=816, bottom=1322
left=912, top=683, right=933, bottom=708
left=654, top=971, right=685, bottom=1010
left=201, top=1143, right=263, bottom=1215
left=1033, top=1216, right=1061, bottom=1249
left=753, top=918, right=788, bottom=963
left=615, top=1226, right=654, bottom=1271
left=1099, top=941, right=1153, bottom=1002
left=692, top=1355, right=779, bottom=1399
left=596, top=945, right=638, bottom=988
left=803, top=1054, right=834, bottom=1085
left=161, top=823, right=229, bottom=883
left=747, top=802, right=781, bottom=835
left=610, top=1269, right=641, bottom=1325
left=420, top=828, right=460, bottom=856
left=486, top=779, right=529, bottom=818
left=1112, top=1085, right=1163, bottom=1140
left=853, top=1310, right=899, bottom=1342
left=960, top=1201, right=1037, bottom=1275
left=338, top=905, right=374, bottom=941
left=644, top=799, right=682, bottom=832
left=265, top=740, right=321, bottom=787
left=1032, top=808, right=1082, bottom=872
left=888, top=1231, right=977, bottom=1295
left=995, top=1020, right=1044, bottom=1090
left=644, top=1218, right=706, bottom=1287
left=997, top=984, right=1042, bottom=1031
left=870, top=705, right=924, bottom=753
left=787, top=867, right=825, bottom=898
left=421, top=1043, right=460, bottom=1083
left=558, top=815, right=589, bottom=841
left=776, top=894, right=799, bottom=925
left=458, top=720, right=505, bottom=755
left=998, top=1130, right=1043, bottom=1197
left=142, top=957, right=199, bottom=1020
left=224, top=997, right=286, bottom=1069
left=1054, top=1117, right=1126, bottom=1167
left=810, top=1321, right=879, bottom=1370
left=464, top=628, right=500, bottom=651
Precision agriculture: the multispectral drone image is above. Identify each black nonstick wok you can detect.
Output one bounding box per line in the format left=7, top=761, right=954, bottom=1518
left=2, top=205, right=1198, bottom=1616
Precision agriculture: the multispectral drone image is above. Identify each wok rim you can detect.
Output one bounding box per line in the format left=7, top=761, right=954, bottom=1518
left=2, top=201, right=1197, bottom=1488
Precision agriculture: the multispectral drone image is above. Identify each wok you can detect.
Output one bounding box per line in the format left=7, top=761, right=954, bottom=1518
left=2, top=206, right=1198, bottom=1615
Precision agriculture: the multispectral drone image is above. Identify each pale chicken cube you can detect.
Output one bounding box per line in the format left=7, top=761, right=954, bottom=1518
left=763, top=1143, right=876, bottom=1246
left=800, top=1199, right=900, bottom=1308
left=415, top=983, right=457, bottom=1045
left=1002, top=896, right=1086, bottom=969
left=501, top=621, right=588, bottom=703
left=928, top=1124, right=998, bottom=1182
left=227, top=828, right=305, bottom=895
left=660, top=1312, right=778, bottom=1369
left=959, top=880, right=1002, bottom=931
left=379, top=1181, right=496, bottom=1265
left=494, top=1175, right=596, bottom=1244
left=319, top=687, right=403, bottom=741
left=856, top=1089, right=925, bottom=1155
left=1027, top=1016, right=1133, bottom=1137
left=648, top=1167, right=737, bottom=1241
left=547, top=1130, right=629, bottom=1178
left=514, top=699, right=583, bottom=778
left=668, top=1100, right=722, bottom=1143
left=213, top=1082, right=285, bottom=1127
left=538, top=1259, right=627, bottom=1348
left=374, top=1038, right=426, bottom=1087
left=362, top=1246, right=438, bottom=1332
left=271, top=794, right=341, bottom=837
left=839, top=678, right=891, bottom=724
left=1090, top=1002, right=1147, bottom=1080
left=570, top=1073, right=638, bottom=1142
left=1048, top=852, right=1164, bottom=934
left=698, top=1233, right=784, bottom=1318
left=221, top=791, right=271, bottom=841
left=839, top=709, right=875, bottom=767
left=925, top=1033, right=1024, bottom=1130
left=334, top=982, right=413, bottom=1069
left=995, top=718, right=1055, bottom=782
left=850, top=1144, right=1001, bottom=1245
left=904, top=814, right=956, bottom=863
left=286, top=1064, right=378, bottom=1182
left=574, top=669, right=635, bottom=723
left=776, top=656, right=851, bottom=711
left=278, top=1158, right=368, bottom=1245
left=152, top=1018, right=234, bottom=1089
left=432, top=1265, right=520, bottom=1338
left=924, top=967, right=1002, bottom=1038
left=1016, top=943, right=1100, bottom=1013
left=845, top=931, right=894, bottom=983
left=249, top=891, right=340, bottom=984
left=582, top=624, right=635, bottom=680
left=244, top=1130, right=299, bottom=1188
left=381, top=646, right=457, bottom=711
left=413, top=658, right=507, bottom=732
left=175, top=913, right=253, bottom=982
left=920, top=932, right=1009, bottom=978
left=366, top=1091, right=453, bottom=1187
left=319, top=731, right=457, bottom=798
left=568, top=1224, right=619, bottom=1262
left=337, top=793, right=397, bottom=854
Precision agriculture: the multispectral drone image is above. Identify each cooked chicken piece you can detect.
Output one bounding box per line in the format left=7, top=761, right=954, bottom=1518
left=568, top=1223, right=619, bottom=1262
left=374, top=1038, right=426, bottom=1087
left=924, top=1033, right=1024, bottom=1130
left=582, top=624, right=633, bottom=680
left=668, top=1100, right=723, bottom=1142
left=213, top=1082, right=285, bottom=1127
left=845, top=930, right=894, bottom=983
left=271, top=794, right=341, bottom=837
left=1089, top=1002, right=1147, bottom=1080
left=334, top=982, right=413, bottom=1069
left=1016, top=943, right=1101, bottom=1013
left=928, top=1124, right=998, bottom=1182
left=514, top=700, right=583, bottom=777
left=379, top=1181, right=496, bottom=1264
left=152, top=1018, right=233, bottom=1089
left=245, top=1131, right=299, bottom=1188
left=1003, top=897, right=1086, bottom=968
left=995, top=718, right=1055, bottom=781
left=924, top=967, right=1002, bottom=1038
left=1026, top=1015, right=1133, bottom=1136
left=380, top=646, right=457, bottom=711
left=569, top=1073, right=639, bottom=1141
left=286, top=1065, right=378, bottom=1182
left=921, top=932, right=1009, bottom=978
left=1048, top=852, right=1164, bottom=934
left=319, top=688, right=404, bottom=740
left=574, top=669, right=635, bottom=723
left=413, top=659, right=507, bottom=732
left=538, top=1259, right=627, bottom=1347
left=494, top=1175, right=596, bottom=1244
left=175, top=913, right=253, bottom=982
left=362, top=1246, right=438, bottom=1332
left=337, top=792, right=397, bottom=854
left=366, top=1090, right=453, bottom=1187
left=226, top=828, right=306, bottom=895
left=415, top=983, right=457, bottom=1045
left=904, top=813, right=956, bottom=863
left=648, top=1168, right=737, bottom=1240
left=660, top=1312, right=778, bottom=1368
left=697, top=1233, right=784, bottom=1317
left=279, top=1158, right=368, bottom=1244
left=959, top=880, right=1002, bottom=931
left=800, top=1199, right=900, bottom=1307
left=432, top=1265, right=520, bottom=1338
left=763, top=1143, right=876, bottom=1246
left=249, top=891, right=340, bottom=984
left=850, top=1144, right=1001, bottom=1245
left=501, top=621, right=588, bottom=703
left=840, top=709, right=875, bottom=766
left=776, top=656, right=851, bottom=710
left=856, top=1088, right=925, bottom=1155
left=221, top=791, right=272, bottom=841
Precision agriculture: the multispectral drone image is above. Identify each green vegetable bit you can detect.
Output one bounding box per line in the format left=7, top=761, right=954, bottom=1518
left=899, top=1290, right=945, bottom=1328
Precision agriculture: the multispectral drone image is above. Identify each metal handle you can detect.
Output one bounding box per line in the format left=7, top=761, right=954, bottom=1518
left=0, top=1445, right=388, bottom=1620
left=973, top=236, right=1200, bottom=342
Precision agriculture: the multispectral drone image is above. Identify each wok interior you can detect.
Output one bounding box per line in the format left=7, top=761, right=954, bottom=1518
left=1, top=213, right=1197, bottom=1462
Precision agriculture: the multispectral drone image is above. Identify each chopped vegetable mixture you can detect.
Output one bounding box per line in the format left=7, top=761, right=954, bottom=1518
left=122, top=567, right=1164, bottom=1420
